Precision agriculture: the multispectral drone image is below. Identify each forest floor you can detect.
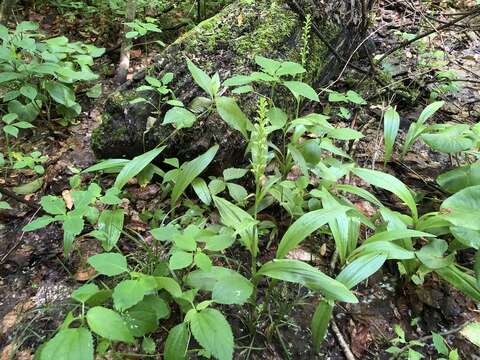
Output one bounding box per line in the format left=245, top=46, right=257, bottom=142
left=1, top=1, right=480, bottom=359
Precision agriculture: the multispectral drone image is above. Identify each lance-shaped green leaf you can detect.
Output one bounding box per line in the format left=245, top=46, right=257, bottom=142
left=350, top=241, right=415, bottom=260
left=114, top=146, right=165, bottom=189
left=97, top=209, right=124, bottom=251
left=187, top=59, right=213, bottom=97
left=436, top=265, right=480, bottom=302
left=311, top=299, right=333, bottom=352
left=257, top=259, right=357, bottom=303
left=164, top=323, right=190, bottom=360
left=215, top=96, right=252, bottom=139
left=171, top=145, right=219, bottom=206
left=352, top=167, right=418, bottom=221
left=383, top=107, right=400, bottom=164
left=363, top=229, right=435, bottom=244
left=336, top=253, right=387, bottom=289
left=276, top=206, right=349, bottom=259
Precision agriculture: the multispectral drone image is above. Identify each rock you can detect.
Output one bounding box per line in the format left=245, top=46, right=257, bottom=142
left=92, top=0, right=372, bottom=170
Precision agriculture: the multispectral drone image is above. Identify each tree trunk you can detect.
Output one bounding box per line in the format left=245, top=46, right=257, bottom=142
left=114, top=0, right=136, bottom=84
left=0, top=0, right=17, bottom=25
left=92, top=0, right=374, bottom=169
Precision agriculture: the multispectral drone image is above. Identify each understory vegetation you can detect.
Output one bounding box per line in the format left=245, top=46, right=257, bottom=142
left=1, top=1, right=480, bottom=359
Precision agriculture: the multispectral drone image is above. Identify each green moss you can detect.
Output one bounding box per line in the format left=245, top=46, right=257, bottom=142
left=234, top=2, right=298, bottom=59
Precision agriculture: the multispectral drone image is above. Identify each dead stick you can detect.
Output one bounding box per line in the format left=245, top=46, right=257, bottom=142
left=0, top=186, right=41, bottom=211
left=331, top=320, right=356, bottom=360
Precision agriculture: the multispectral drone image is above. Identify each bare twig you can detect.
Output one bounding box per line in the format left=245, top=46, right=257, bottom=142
left=0, top=186, right=41, bottom=212
left=331, top=320, right=356, bottom=360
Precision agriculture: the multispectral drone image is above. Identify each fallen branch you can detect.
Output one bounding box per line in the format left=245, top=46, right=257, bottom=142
left=0, top=186, right=42, bottom=212
left=331, top=320, right=356, bottom=360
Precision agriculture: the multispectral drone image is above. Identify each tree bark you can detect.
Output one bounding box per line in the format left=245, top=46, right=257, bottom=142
left=92, top=0, right=374, bottom=170
left=114, top=0, right=136, bottom=84
left=0, top=0, right=17, bottom=25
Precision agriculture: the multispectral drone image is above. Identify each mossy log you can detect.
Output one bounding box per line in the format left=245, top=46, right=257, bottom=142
left=92, top=0, right=373, bottom=169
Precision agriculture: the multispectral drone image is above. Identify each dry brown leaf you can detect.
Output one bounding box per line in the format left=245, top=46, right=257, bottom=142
left=62, top=190, right=74, bottom=210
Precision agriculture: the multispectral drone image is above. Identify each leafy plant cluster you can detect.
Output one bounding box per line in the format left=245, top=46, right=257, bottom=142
left=26, top=54, right=480, bottom=360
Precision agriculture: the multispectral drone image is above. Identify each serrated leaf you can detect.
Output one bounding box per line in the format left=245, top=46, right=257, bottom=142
left=190, top=308, right=234, bottom=360
left=164, top=323, right=189, bottom=360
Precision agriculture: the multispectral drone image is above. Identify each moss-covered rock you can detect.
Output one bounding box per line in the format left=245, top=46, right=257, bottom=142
left=92, top=0, right=370, bottom=169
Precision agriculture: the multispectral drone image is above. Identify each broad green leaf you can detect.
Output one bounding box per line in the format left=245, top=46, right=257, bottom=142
left=192, top=178, right=211, bottom=205
left=255, top=56, right=281, bottom=75
left=223, top=168, right=248, bottom=181
left=155, top=276, right=183, bottom=298
left=194, top=252, right=212, bottom=272
left=416, top=239, right=454, bottom=270
left=164, top=323, right=189, bottom=360
left=169, top=250, right=193, bottom=270
left=460, top=322, right=480, bottom=347
left=326, top=127, right=363, bottom=141
left=283, top=81, right=319, bottom=102
left=22, top=215, right=55, bottom=231
left=124, top=295, right=169, bottom=336
left=276, top=206, right=348, bottom=259
left=113, top=279, right=148, bottom=311
left=163, top=107, right=196, bottom=130
left=205, top=234, right=235, bottom=251
left=311, top=299, right=333, bottom=352
left=45, top=81, right=76, bottom=107
left=432, top=332, right=449, bottom=356
left=86, top=84, right=102, bottom=98
left=40, top=196, right=66, bottom=215
left=223, top=75, right=253, bottom=87
left=437, top=162, right=480, bottom=193
left=87, top=253, right=128, bottom=276
left=0, top=72, right=23, bottom=83
left=171, top=145, right=218, bottom=206
left=114, top=147, right=165, bottom=189
left=185, top=266, right=253, bottom=305
left=227, top=183, right=247, bottom=203
left=97, top=209, right=124, bottom=251
left=190, top=308, right=234, bottom=360
left=215, top=96, right=251, bottom=139
left=422, top=125, right=473, bottom=154
left=20, top=85, right=37, bottom=100
left=40, top=328, right=93, bottom=360
left=277, top=61, right=306, bottom=77
left=336, top=253, right=387, bottom=289
left=383, top=107, right=400, bottom=164
left=346, top=90, right=367, bottom=105
left=86, top=307, right=134, bottom=343
left=257, top=259, right=357, bottom=303
left=187, top=59, right=213, bottom=97
left=352, top=167, right=418, bottom=220
left=441, top=185, right=480, bottom=230
left=436, top=265, right=480, bottom=302
left=72, top=284, right=100, bottom=304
